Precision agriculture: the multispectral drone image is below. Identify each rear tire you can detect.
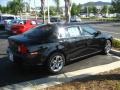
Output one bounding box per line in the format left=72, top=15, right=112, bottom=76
left=47, top=52, right=65, bottom=74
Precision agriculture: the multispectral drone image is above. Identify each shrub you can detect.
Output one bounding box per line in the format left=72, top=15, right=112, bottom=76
left=112, top=39, right=120, bottom=48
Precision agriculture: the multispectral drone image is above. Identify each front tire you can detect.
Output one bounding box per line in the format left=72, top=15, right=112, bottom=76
left=47, top=53, right=65, bottom=74
left=102, top=40, right=112, bottom=55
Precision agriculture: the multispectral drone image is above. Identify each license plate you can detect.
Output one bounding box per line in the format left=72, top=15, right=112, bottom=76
left=8, top=50, right=14, bottom=62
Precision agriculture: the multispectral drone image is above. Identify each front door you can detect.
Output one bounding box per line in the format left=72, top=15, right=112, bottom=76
left=66, top=26, right=87, bottom=60
left=80, top=25, right=102, bottom=54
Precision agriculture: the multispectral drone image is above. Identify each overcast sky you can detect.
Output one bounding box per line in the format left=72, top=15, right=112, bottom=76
left=0, top=0, right=112, bottom=7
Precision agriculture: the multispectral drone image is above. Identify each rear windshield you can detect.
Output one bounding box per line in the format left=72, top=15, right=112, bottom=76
left=24, top=24, right=55, bottom=39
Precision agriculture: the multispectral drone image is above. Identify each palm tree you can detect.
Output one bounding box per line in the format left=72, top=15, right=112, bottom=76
left=64, top=0, right=71, bottom=23
left=41, top=0, right=45, bottom=23
left=54, top=0, right=60, bottom=15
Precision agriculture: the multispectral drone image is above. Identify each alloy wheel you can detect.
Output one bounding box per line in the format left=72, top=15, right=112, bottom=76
left=50, top=55, right=64, bottom=73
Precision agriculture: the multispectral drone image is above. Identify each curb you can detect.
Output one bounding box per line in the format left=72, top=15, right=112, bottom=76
left=110, top=49, right=120, bottom=57
left=1, top=55, right=120, bottom=90
left=110, top=38, right=120, bottom=57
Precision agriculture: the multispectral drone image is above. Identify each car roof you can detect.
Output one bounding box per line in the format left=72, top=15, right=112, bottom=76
left=50, top=22, right=88, bottom=27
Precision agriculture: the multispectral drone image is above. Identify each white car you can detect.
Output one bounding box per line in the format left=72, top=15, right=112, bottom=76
left=70, top=16, right=82, bottom=22
left=0, top=14, right=21, bottom=29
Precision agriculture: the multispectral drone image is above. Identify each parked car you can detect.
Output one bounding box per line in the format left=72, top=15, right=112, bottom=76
left=11, top=20, right=37, bottom=34
left=70, top=16, right=82, bottom=22
left=50, top=16, right=61, bottom=23
left=7, top=23, right=112, bottom=73
left=5, top=19, right=22, bottom=31
left=0, top=14, right=21, bottom=29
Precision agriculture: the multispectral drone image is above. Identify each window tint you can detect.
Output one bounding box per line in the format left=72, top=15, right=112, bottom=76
left=67, top=27, right=81, bottom=37
left=81, top=25, right=97, bottom=36
left=24, top=25, right=54, bottom=39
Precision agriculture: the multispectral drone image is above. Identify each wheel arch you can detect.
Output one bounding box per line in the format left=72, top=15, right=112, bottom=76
left=45, top=49, right=67, bottom=65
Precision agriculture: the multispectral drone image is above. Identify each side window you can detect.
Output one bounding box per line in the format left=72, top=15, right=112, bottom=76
left=58, top=27, right=69, bottom=39
left=67, top=26, right=81, bottom=37
left=81, top=26, right=96, bottom=36
left=81, top=29, right=92, bottom=36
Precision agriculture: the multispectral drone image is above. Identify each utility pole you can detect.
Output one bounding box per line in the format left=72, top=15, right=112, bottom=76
left=41, top=0, right=45, bottom=23
left=47, top=0, right=50, bottom=23
left=29, top=0, right=31, bottom=13
left=24, top=0, right=27, bottom=20
left=64, top=0, right=71, bottom=23
left=87, top=6, right=89, bottom=17
left=106, top=5, right=109, bottom=17
left=34, top=0, right=37, bottom=19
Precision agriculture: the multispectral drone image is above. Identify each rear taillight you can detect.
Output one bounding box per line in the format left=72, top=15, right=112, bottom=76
left=18, top=44, right=28, bottom=54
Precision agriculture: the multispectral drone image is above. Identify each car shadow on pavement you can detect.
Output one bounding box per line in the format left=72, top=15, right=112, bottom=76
left=0, top=53, right=119, bottom=87
left=0, top=31, right=9, bottom=39
left=0, top=56, right=52, bottom=87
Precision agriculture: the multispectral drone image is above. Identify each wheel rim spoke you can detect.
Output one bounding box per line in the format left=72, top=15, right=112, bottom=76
left=105, top=41, right=111, bottom=53
left=50, top=55, right=64, bottom=72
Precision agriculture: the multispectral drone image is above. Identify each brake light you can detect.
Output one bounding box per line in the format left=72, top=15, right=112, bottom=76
left=18, top=44, right=28, bottom=54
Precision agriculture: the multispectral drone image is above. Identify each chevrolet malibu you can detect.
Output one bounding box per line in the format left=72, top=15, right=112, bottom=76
left=7, top=23, right=112, bottom=73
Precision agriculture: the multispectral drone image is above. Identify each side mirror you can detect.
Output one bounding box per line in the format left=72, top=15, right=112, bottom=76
left=93, top=31, right=101, bottom=37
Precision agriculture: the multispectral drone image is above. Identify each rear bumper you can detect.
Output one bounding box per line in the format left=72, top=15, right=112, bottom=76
left=7, top=48, right=46, bottom=66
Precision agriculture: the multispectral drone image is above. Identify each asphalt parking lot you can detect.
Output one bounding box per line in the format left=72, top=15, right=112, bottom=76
left=0, top=22, right=120, bottom=87
left=90, top=22, right=120, bottom=39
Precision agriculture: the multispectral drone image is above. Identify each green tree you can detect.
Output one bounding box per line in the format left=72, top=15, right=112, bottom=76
left=112, top=0, right=120, bottom=13
left=77, top=4, right=82, bottom=14
left=0, top=6, right=8, bottom=13
left=7, top=0, right=24, bottom=15
left=71, top=3, right=77, bottom=16
left=109, top=6, right=114, bottom=13
left=92, top=6, right=98, bottom=14
left=82, top=7, right=87, bottom=13
left=54, top=0, right=60, bottom=15
left=46, top=6, right=57, bottom=16
left=0, top=5, right=1, bottom=11
left=71, top=3, right=81, bottom=16
left=101, top=5, right=108, bottom=14
left=88, top=6, right=93, bottom=13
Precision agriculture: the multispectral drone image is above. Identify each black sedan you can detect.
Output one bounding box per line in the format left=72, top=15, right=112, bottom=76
left=7, top=23, right=112, bottom=73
